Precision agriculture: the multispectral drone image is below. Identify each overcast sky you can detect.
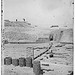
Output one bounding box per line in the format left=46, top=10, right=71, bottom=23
left=4, top=0, right=74, bottom=28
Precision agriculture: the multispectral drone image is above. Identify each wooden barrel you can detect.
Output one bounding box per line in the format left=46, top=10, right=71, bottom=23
left=4, top=57, right=12, bottom=65
left=33, top=61, right=41, bottom=75
left=19, top=57, right=26, bottom=67
left=12, top=59, right=19, bottom=66
left=26, top=57, right=32, bottom=67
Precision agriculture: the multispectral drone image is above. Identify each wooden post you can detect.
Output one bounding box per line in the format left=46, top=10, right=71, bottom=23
left=33, top=61, right=41, bottom=75
left=26, top=57, right=33, bottom=67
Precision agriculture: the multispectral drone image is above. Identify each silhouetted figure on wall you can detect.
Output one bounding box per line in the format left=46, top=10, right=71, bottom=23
left=23, top=18, right=25, bottom=21
left=16, top=19, right=17, bottom=21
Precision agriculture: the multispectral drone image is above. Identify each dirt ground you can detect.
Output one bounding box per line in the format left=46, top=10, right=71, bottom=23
left=2, top=26, right=73, bottom=75
left=2, top=42, right=73, bottom=75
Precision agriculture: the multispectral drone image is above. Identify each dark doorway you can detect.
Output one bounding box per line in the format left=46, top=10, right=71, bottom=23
left=49, top=34, right=53, bottom=41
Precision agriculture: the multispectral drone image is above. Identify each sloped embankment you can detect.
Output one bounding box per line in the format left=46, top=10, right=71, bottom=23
left=4, top=21, right=38, bottom=42
left=49, top=28, right=73, bottom=43
left=4, top=31, right=37, bottom=42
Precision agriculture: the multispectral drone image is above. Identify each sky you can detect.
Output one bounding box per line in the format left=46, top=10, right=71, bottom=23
left=4, top=0, right=74, bottom=28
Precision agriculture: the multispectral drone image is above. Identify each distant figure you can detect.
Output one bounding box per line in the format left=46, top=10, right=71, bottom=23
left=23, top=18, right=25, bottom=21
left=16, top=19, right=17, bottom=21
